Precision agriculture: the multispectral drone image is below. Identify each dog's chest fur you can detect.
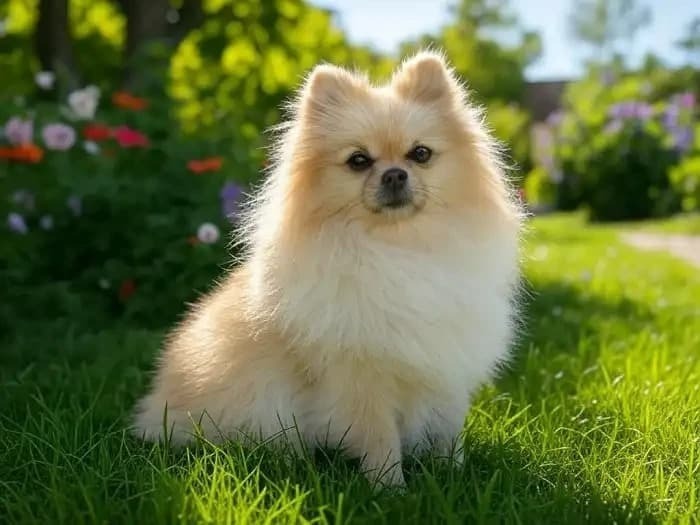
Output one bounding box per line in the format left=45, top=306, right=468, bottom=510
left=257, top=219, right=517, bottom=389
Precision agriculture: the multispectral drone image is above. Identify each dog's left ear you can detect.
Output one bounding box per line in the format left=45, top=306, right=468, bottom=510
left=392, top=51, right=461, bottom=104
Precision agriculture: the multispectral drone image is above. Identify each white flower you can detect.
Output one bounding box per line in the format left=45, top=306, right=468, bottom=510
left=98, top=278, right=111, bottom=289
left=83, top=140, right=100, bottom=155
left=67, top=85, right=100, bottom=120
left=66, top=195, right=82, bottom=217
left=35, top=71, right=55, bottom=90
left=197, top=222, right=220, bottom=244
left=39, top=214, right=54, bottom=230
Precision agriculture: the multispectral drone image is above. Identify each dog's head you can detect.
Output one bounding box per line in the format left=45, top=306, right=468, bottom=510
left=267, top=51, right=517, bottom=241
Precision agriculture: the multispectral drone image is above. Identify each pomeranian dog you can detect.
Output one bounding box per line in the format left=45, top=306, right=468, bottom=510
left=134, top=51, right=521, bottom=486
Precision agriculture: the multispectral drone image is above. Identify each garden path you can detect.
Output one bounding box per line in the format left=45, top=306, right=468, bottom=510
left=622, top=232, right=700, bottom=268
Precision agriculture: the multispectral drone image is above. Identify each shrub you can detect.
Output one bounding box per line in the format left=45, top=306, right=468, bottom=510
left=670, top=152, right=700, bottom=212
left=1, top=90, right=248, bottom=328
left=541, top=69, right=697, bottom=221
left=523, top=166, right=555, bottom=207
left=558, top=119, right=679, bottom=221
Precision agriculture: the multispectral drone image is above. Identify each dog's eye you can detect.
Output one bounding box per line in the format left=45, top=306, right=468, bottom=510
left=407, top=145, right=432, bottom=164
left=346, top=151, right=373, bottom=171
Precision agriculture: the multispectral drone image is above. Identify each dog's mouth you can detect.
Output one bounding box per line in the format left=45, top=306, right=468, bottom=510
left=381, top=194, right=413, bottom=210
left=375, top=186, right=414, bottom=211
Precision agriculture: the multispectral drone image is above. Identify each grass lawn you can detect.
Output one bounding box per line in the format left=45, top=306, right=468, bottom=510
left=1, top=214, right=699, bottom=524
left=615, top=212, right=700, bottom=235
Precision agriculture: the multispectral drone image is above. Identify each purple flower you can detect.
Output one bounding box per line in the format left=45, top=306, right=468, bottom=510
left=608, top=103, right=628, bottom=119
left=604, top=120, right=623, bottom=135
left=546, top=111, right=564, bottom=127
left=67, top=195, right=82, bottom=216
left=7, top=212, right=28, bottom=234
left=608, top=101, right=652, bottom=122
left=220, top=181, right=242, bottom=200
left=42, top=123, right=76, bottom=150
left=663, top=105, right=680, bottom=130
left=4, top=117, right=33, bottom=145
left=635, top=103, right=653, bottom=120
left=672, top=127, right=694, bottom=154
left=11, top=189, right=36, bottom=211
left=220, top=181, right=243, bottom=221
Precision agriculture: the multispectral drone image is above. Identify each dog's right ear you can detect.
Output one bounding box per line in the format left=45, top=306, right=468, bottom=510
left=300, top=64, right=366, bottom=118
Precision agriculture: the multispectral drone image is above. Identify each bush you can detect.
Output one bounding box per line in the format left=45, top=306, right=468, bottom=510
left=1, top=92, right=248, bottom=328
left=523, top=166, right=555, bottom=207
left=670, top=153, right=700, bottom=212
left=558, top=120, right=679, bottom=220
left=538, top=68, right=697, bottom=221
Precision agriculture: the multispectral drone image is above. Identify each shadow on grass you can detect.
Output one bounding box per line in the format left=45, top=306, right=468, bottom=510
left=498, top=279, right=654, bottom=398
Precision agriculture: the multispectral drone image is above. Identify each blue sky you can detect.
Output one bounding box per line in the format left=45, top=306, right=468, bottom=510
left=312, top=0, right=699, bottom=80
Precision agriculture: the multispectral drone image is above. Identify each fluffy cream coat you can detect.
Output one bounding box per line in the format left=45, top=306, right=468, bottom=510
left=134, top=51, right=521, bottom=486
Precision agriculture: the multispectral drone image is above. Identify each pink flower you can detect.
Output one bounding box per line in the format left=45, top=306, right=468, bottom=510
left=42, top=123, right=76, bottom=150
left=677, top=92, right=696, bottom=109
left=4, top=117, right=33, bottom=145
left=112, top=126, right=149, bottom=148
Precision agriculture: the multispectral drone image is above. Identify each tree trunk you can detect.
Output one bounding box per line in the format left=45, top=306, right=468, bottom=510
left=167, top=0, right=205, bottom=44
left=35, top=0, right=80, bottom=89
left=120, top=0, right=169, bottom=90
left=118, top=0, right=204, bottom=90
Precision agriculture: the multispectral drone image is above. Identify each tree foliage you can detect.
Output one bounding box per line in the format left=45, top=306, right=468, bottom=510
left=569, top=0, right=651, bottom=61
left=0, top=0, right=535, bottom=170
left=400, top=0, right=541, bottom=105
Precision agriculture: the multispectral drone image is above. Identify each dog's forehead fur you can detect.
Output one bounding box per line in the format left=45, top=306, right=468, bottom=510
left=295, top=51, right=466, bottom=158
left=316, top=91, right=454, bottom=159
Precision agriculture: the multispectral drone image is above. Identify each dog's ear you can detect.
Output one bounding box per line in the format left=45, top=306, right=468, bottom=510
left=392, top=51, right=461, bottom=103
left=300, top=64, right=366, bottom=117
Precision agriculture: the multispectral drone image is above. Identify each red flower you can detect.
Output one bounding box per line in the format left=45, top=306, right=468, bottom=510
left=113, top=126, right=149, bottom=148
left=83, top=123, right=112, bottom=141
left=187, top=156, right=224, bottom=174
left=112, top=91, right=149, bottom=111
left=0, top=143, right=44, bottom=163
left=118, top=279, right=136, bottom=301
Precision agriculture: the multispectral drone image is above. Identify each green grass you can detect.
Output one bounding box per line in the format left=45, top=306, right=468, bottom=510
left=616, top=212, right=700, bottom=235
left=2, top=213, right=699, bottom=524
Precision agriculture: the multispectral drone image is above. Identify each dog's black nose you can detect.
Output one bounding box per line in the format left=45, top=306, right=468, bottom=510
left=381, top=168, right=408, bottom=192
